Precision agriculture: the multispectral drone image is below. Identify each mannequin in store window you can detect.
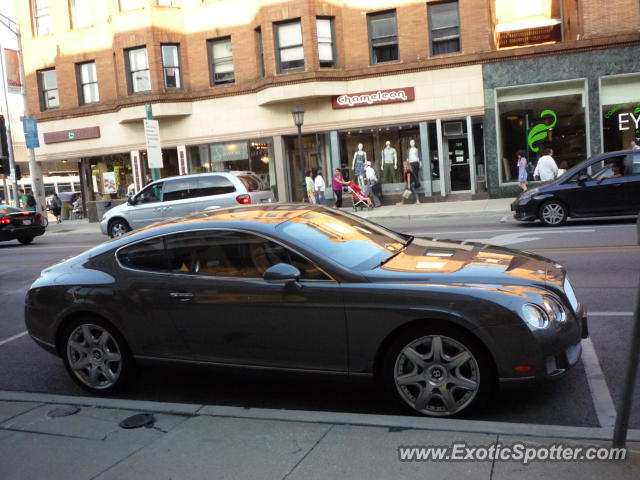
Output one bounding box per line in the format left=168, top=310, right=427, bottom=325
left=407, top=139, right=421, bottom=188
left=381, top=140, right=398, bottom=184
left=352, top=143, right=367, bottom=189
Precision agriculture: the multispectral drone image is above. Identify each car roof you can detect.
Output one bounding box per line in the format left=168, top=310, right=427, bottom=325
left=150, top=171, right=253, bottom=183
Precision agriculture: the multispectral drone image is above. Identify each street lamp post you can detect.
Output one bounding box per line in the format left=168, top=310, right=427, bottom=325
left=291, top=106, right=305, bottom=201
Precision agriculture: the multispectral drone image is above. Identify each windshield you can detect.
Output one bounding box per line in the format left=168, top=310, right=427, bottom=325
left=276, top=208, right=408, bottom=270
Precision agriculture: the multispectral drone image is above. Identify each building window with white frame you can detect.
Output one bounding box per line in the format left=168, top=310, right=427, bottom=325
left=316, top=17, right=336, bottom=68
left=156, top=0, right=175, bottom=5
left=429, top=1, right=461, bottom=55
left=208, top=37, right=234, bottom=85
left=38, top=68, right=59, bottom=110
left=161, top=44, right=182, bottom=89
left=77, top=61, right=99, bottom=105
left=71, top=0, right=92, bottom=28
left=256, top=27, right=265, bottom=77
left=126, top=47, right=151, bottom=94
left=275, top=20, right=304, bottom=72
left=120, top=0, right=145, bottom=11
left=32, top=0, right=51, bottom=36
left=367, top=10, right=399, bottom=64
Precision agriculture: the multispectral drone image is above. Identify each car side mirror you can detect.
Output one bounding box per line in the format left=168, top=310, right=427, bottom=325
left=264, top=263, right=302, bottom=289
left=127, top=196, right=136, bottom=205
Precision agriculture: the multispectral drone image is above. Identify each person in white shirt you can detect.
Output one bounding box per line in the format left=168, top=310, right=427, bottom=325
left=631, top=139, right=640, bottom=151
left=314, top=169, right=326, bottom=205
left=533, top=148, right=559, bottom=182
left=364, top=161, right=381, bottom=207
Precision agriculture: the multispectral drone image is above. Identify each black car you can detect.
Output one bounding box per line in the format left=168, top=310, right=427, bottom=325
left=512, top=150, right=640, bottom=226
left=25, top=205, right=587, bottom=417
left=0, top=204, right=46, bottom=244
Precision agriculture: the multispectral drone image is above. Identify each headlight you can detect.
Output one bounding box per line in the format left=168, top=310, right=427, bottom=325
left=541, top=296, right=567, bottom=323
left=522, top=304, right=550, bottom=330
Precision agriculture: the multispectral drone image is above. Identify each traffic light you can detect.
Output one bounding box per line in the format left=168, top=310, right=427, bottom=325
left=0, top=156, right=8, bottom=177
left=0, top=115, right=7, bottom=160
left=14, top=164, right=21, bottom=180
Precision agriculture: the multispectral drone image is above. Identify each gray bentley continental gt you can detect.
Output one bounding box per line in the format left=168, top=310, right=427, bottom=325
left=25, top=204, right=588, bottom=417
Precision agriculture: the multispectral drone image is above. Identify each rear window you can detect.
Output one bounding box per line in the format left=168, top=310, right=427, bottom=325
left=190, top=176, right=236, bottom=197
left=237, top=174, right=268, bottom=192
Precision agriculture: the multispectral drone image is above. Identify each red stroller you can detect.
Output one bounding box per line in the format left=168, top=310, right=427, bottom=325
left=348, top=182, right=374, bottom=211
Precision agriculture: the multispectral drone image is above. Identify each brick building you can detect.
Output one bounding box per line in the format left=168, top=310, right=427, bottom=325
left=12, top=0, right=640, bottom=207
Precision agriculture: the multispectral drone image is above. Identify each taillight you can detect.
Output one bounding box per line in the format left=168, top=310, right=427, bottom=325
left=22, top=212, right=30, bottom=215
left=0, top=217, right=11, bottom=224
left=235, top=194, right=251, bottom=205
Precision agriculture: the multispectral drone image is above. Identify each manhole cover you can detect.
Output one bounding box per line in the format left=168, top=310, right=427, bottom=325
left=48, top=406, right=80, bottom=418
left=119, top=413, right=155, bottom=429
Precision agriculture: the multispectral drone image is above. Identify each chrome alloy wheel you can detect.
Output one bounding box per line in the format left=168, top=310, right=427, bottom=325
left=394, top=335, right=480, bottom=416
left=541, top=202, right=565, bottom=225
left=110, top=222, right=129, bottom=238
left=66, top=324, right=123, bottom=390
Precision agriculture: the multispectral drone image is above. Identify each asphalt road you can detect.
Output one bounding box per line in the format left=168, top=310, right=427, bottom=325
left=0, top=214, right=638, bottom=429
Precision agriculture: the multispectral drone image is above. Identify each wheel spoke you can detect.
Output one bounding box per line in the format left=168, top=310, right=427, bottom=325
left=413, top=386, right=432, bottom=411
left=402, top=347, right=427, bottom=369
left=397, top=372, right=424, bottom=386
left=68, top=340, right=89, bottom=355
left=71, top=356, right=90, bottom=371
left=103, top=352, right=121, bottom=363
left=438, top=387, right=458, bottom=413
left=98, top=331, right=110, bottom=349
left=88, top=365, right=101, bottom=386
left=100, top=365, right=116, bottom=383
left=446, top=351, right=471, bottom=370
left=429, top=336, right=443, bottom=363
left=81, top=325, right=93, bottom=344
left=450, top=375, right=478, bottom=391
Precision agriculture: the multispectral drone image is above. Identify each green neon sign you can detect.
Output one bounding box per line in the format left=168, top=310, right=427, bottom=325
left=527, top=110, right=557, bottom=152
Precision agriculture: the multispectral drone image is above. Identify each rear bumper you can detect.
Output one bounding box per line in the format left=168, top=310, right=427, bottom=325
left=0, top=225, right=46, bottom=241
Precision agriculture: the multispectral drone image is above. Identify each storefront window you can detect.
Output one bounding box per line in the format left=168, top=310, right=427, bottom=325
left=602, top=101, right=640, bottom=152
left=498, top=93, right=586, bottom=183
left=187, top=139, right=276, bottom=196
left=84, top=154, right=134, bottom=200
left=287, top=134, right=327, bottom=202
left=339, top=124, right=420, bottom=188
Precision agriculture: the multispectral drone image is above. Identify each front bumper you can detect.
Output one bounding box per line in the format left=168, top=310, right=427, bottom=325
left=511, top=200, right=538, bottom=222
left=99, top=219, right=109, bottom=235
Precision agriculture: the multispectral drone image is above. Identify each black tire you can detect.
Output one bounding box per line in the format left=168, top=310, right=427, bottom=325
left=539, top=200, right=568, bottom=227
left=381, top=325, right=494, bottom=418
left=108, top=218, right=131, bottom=238
left=17, top=236, right=34, bottom=244
left=61, top=317, right=134, bottom=395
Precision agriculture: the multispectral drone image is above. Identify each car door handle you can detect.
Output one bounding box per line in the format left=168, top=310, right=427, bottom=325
left=169, top=292, right=194, bottom=299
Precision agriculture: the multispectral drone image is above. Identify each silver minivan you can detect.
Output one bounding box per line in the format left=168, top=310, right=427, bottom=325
left=100, top=172, right=274, bottom=237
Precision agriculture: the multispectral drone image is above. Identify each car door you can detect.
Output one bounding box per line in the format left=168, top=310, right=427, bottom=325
left=128, top=182, right=165, bottom=229
left=161, top=177, right=197, bottom=219
left=162, top=229, right=347, bottom=372
left=621, top=153, right=640, bottom=213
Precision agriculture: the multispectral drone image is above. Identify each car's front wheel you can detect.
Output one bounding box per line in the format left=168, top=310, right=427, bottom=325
left=539, top=200, right=567, bottom=226
left=382, top=326, right=493, bottom=417
left=108, top=218, right=130, bottom=238
left=62, top=318, right=134, bottom=395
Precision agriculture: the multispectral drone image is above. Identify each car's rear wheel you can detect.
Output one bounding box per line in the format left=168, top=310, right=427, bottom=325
left=382, top=326, right=493, bottom=417
left=17, top=236, right=34, bottom=244
left=62, top=318, right=133, bottom=395
left=539, top=200, right=567, bottom=227
left=108, top=218, right=130, bottom=238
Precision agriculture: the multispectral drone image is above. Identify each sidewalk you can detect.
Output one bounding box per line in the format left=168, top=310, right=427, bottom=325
left=0, top=391, right=638, bottom=480
left=41, top=197, right=516, bottom=237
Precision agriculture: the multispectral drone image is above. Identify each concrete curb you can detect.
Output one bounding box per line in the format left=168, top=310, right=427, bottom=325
left=354, top=209, right=510, bottom=223
left=2, top=390, right=638, bottom=442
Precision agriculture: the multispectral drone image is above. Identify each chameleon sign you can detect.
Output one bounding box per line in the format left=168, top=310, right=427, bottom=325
left=527, top=110, right=557, bottom=153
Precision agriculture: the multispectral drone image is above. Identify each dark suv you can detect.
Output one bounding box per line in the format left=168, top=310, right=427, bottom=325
left=512, top=150, right=640, bottom=226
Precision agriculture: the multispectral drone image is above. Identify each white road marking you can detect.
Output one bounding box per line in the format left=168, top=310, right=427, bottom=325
left=581, top=338, right=617, bottom=428
left=589, top=312, right=634, bottom=317
left=465, top=229, right=595, bottom=246
left=406, top=227, right=605, bottom=236
left=0, top=331, right=28, bottom=347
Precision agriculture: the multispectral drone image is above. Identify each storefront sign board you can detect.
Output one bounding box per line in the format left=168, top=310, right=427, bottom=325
left=332, top=87, right=415, bottom=109
left=144, top=119, right=163, bottom=168
left=43, top=126, right=100, bottom=144
left=131, top=150, right=143, bottom=193
left=177, top=145, right=188, bottom=175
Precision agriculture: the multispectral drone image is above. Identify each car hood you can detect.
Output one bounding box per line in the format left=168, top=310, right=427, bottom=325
left=365, top=237, right=564, bottom=287
left=103, top=202, right=128, bottom=219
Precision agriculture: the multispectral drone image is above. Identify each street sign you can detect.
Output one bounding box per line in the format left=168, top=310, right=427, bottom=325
left=143, top=119, right=163, bottom=168
left=22, top=118, right=40, bottom=149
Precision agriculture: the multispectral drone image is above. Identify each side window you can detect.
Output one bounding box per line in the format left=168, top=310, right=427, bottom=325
left=137, top=182, right=163, bottom=204
left=163, top=178, right=191, bottom=201
left=625, top=153, right=640, bottom=176
left=165, top=230, right=329, bottom=280
left=237, top=174, right=267, bottom=192
left=117, top=237, right=167, bottom=272
left=591, top=156, right=625, bottom=181
left=189, top=176, right=236, bottom=198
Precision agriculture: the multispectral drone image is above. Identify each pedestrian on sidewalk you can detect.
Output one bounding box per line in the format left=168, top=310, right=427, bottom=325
left=631, top=139, right=640, bottom=151
left=364, top=161, right=381, bottom=207
left=50, top=192, right=62, bottom=223
left=26, top=191, right=37, bottom=212
left=397, top=161, right=420, bottom=205
left=533, top=148, right=558, bottom=182
left=516, top=150, right=528, bottom=192
left=19, top=189, right=27, bottom=209
left=332, top=168, right=349, bottom=208
left=314, top=169, right=326, bottom=205
left=305, top=170, right=316, bottom=204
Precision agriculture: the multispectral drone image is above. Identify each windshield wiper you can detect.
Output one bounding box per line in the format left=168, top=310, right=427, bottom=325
left=378, top=236, right=414, bottom=267
left=404, top=235, right=414, bottom=247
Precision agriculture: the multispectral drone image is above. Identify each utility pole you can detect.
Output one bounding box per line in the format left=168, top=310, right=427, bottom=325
left=145, top=104, right=160, bottom=181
